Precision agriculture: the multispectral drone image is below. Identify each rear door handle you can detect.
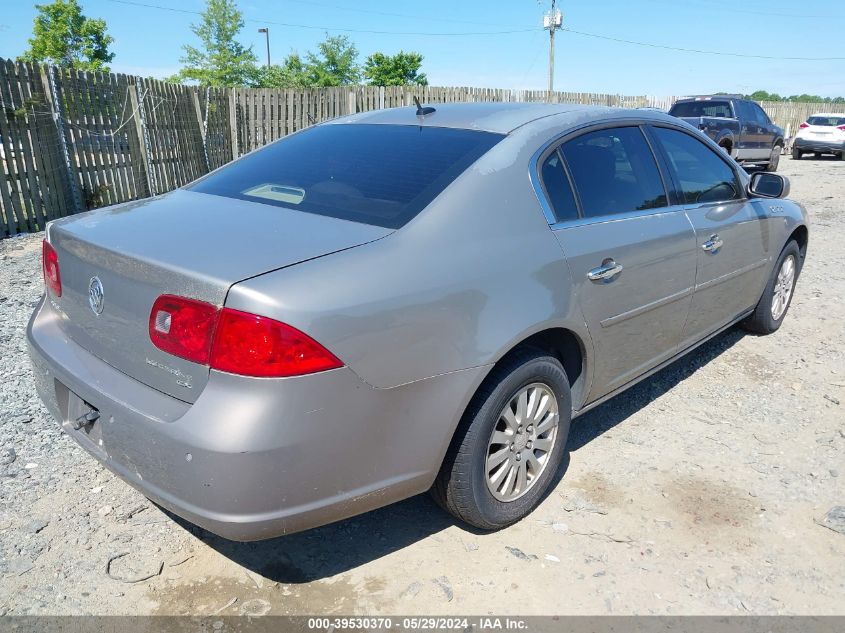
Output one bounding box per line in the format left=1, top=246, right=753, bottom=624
left=587, top=259, right=624, bottom=281
left=701, top=234, right=723, bottom=252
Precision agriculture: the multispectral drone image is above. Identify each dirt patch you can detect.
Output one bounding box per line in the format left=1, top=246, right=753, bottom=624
left=661, top=476, right=758, bottom=532
left=569, top=471, right=626, bottom=509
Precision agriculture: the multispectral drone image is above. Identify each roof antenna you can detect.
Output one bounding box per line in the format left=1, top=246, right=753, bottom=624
left=413, top=96, right=436, bottom=117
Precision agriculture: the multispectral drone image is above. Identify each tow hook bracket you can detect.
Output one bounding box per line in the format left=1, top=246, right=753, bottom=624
left=72, top=409, right=100, bottom=430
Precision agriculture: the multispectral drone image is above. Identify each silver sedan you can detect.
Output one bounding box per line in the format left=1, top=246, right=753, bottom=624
left=28, top=103, right=808, bottom=540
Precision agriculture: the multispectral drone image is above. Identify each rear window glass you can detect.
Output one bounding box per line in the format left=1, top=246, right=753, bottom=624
left=561, top=127, right=667, bottom=218
left=807, top=116, right=845, bottom=126
left=669, top=101, right=733, bottom=119
left=188, top=124, right=503, bottom=229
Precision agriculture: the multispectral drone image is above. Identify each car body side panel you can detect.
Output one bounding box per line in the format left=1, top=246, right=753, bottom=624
left=680, top=200, right=770, bottom=345
left=225, top=125, right=594, bottom=401
left=553, top=210, right=697, bottom=401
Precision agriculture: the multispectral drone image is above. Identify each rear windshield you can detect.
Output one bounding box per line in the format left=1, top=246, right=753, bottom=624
left=188, top=124, right=503, bottom=229
left=807, top=116, right=845, bottom=126
left=669, top=101, right=734, bottom=119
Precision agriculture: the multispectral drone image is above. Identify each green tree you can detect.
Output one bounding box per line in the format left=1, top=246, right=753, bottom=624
left=745, top=90, right=845, bottom=104
left=252, top=53, right=308, bottom=88
left=19, top=0, right=114, bottom=71
left=363, top=51, right=427, bottom=86
left=304, top=35, right=360, bottom=86
left=173, top=0, right=257, bottom=86
left=748, top=90, right=782, bottom=102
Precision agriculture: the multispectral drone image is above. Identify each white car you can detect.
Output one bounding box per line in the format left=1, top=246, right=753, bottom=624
left=792, top=113, right=845, bottom=160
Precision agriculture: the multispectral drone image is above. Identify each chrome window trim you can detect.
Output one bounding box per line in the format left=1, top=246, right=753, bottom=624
left=549, top=205, right=691, bottom=231
left=529, top=118, right=685, bottom=228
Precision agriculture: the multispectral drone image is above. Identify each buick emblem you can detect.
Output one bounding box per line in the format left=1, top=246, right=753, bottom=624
left=88, top=277, right=104, bottom=315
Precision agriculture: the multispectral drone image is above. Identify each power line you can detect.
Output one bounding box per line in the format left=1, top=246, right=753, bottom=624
left=101, top=0, right=845, bottom=61
left=278, top=0, right=520, bottom=28
left=632, top=0, right=845, bottom=20
left=103, top=0, right=537, bottom=36
left=562, top=27, right=845, bottom=61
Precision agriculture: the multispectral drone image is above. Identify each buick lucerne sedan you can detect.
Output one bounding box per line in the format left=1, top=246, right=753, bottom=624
left=28, top=103, right=808, bottom=540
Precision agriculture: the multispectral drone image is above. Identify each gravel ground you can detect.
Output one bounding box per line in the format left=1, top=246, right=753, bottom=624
left=0, top=157, right=843, bottom=616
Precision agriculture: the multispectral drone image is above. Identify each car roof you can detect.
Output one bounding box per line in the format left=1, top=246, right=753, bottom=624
left=809, top=112, right=845, bottom=117
left=674, top=95, right=743, bottom=101
left=328, top=101, right=676, bottom=135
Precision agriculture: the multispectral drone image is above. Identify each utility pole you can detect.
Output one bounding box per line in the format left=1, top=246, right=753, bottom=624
left=543, top=1, right=562, bottom=98
left=258, top=27, right=271, bottom=68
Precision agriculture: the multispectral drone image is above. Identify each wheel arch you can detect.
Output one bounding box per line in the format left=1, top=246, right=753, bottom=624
left=788, top=224, right=809, bottom=264
left=716, top=133, right=734, bottom=152
left=474, top=324, right=592, bottom=417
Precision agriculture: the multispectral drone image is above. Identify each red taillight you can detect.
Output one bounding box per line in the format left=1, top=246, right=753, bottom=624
left=149, top=295, right=219, bottom=365
left=837, top=125, right=845, bottom=131
left=799, top=122, right=810, bottom=129
left=210, top=308, right=342, bottom=377
left=42, top=240, right=61, bottom=296
left=148, top=296, right=343, bottom=377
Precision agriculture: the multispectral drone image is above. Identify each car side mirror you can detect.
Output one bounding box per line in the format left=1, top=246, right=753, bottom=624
left=748, top=172, right=790, bottom=199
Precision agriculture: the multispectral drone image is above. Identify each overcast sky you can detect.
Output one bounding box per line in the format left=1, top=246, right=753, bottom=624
left=1, top=0, right=843, bottom=97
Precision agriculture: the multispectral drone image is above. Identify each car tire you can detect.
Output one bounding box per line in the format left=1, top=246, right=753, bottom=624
left=431, top=348, right=571, bottom=530
left=765, top=144, right=782, bottom=172
left=742, top=240, right=802, bottom=335
left=791, top=147, right=802, bottom=160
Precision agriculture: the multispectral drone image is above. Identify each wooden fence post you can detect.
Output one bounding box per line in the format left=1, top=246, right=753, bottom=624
left=228, top=88, right=239, bottom=159
left=192, top=87, right=210, bottom=172
left=127, top=81, right=155, bottom=196
left=45, top=65, right=85, bottom=216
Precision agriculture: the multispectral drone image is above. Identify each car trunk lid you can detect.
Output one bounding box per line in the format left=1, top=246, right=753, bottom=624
left=46, top=189, right=392, bottom=402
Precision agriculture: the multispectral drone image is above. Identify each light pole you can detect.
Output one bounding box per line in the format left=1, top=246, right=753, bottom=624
left=258, top=27, right=270, bottom=68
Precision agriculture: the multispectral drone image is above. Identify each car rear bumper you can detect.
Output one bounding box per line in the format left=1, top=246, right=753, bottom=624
left=793, top=137, right=845, bottom=153
left=27, top=296, right=485, bottom=540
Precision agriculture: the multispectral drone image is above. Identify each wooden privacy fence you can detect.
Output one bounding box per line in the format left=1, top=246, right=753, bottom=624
left=0, top=58, right=830, bottom=238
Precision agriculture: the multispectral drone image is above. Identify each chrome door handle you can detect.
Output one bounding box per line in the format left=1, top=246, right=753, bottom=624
left=587, top=259, right=624, bottom=281
left=701, top=234, right=723, bottom=252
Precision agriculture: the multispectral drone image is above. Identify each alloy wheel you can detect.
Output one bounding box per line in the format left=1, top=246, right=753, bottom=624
left=485, top=382, right=559, bottom=502
left=771, top=254, right=796, bottom=320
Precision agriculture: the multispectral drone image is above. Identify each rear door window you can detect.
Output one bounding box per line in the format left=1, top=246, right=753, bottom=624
left=751, top=103, right=771, bottom=126
left=650, top=127, right=741, bottom=204
left=560, top=126, right=668, bottom=218
left=539, top=151, right=579, bottom=222
left=189, top=124, right=503, bottom=229
left=734, top=100, right=755, bottom=122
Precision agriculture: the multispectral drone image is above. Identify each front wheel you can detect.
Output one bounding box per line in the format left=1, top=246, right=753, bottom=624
left=742, top=240, right=801, bottom=334
left=432, top=349, right=571, bottom=530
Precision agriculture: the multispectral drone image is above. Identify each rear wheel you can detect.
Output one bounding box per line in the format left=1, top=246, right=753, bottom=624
left=765, top=144, right=782, bottom=172
left=791, top=147, right=802, bottom=160
left=432, top=349, right=571, bottom=530
left=742, top=240, right=801, bottom=335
